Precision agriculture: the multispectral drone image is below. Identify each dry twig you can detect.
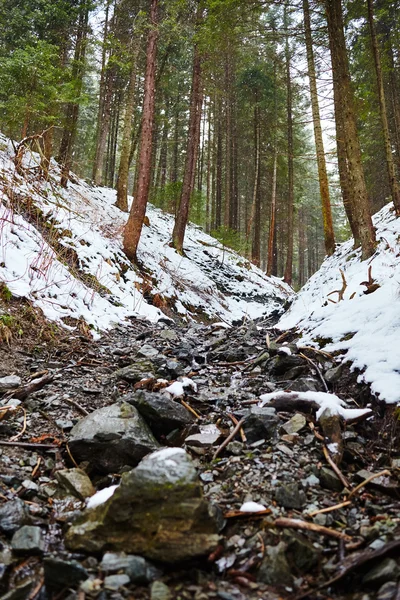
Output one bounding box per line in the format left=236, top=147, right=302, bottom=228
left=213, top=418, right=245, bottom=460
left=347, top=469, right=391, bottom=499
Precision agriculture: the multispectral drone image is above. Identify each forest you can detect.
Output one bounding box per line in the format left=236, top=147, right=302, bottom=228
left=1, top=0, right=399, bottom=287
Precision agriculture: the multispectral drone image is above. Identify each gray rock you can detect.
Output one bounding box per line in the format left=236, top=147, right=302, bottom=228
left=68, top=402, right=159, bottom=474
left=115, top=361, right=156, bottom=383
left=185, top=424, right=221, bottom=449
left=164, top=360, right=185, bottom=377
left=242, top=407, right=278, bottom=444
left=269, top=354, right=305, bottom=377
left=0, top=499, right=29, bottom=534
left=11, top=525, right=44, bottom=554
left=138, top=345, right=159, bottom=359
left=0, top=579, right=35, bottom=600
left=286, top=377, right=319, bottom=393
left=104, top=574, right=130, bottom=590
left=226, top=441, right=244, bottom=456
left=44, top=557, right=88, bottom=589
left=0, top=375, right=21, bottom=392
left=127, top=390, right=194, bottom=436
left=324, top=365, right=343, bottom=384
left=150, top=581, right=173, bottom=600
left=100, top=552, right=160, bottom=584
left=319, top=467, right=343, bottom=491
left=66, top=448, right=220, bottom=562
left=275, top=483, right=306, bottom=509
left=159, top=330, right=179, bottom=342
left=377, top=581, right=398, bottom=600
left=362, top=559, right=400, bottom=586
left=285, top=533, right=320, bottom=573
left=282, top=413, right=306, bottom=435
left=55, top=468, right=95, bottom=500
left=258, top=542, right=293, bottom=585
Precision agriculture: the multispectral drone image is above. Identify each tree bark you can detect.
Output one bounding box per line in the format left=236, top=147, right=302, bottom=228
left=172, top=31, right=203, bottom=254
left=123, top=0, right=159, bottom=261
left=367, top=0, right=400, bottom=214
left=325, top=0, right=376, bottom=260
left=303, top=0, right=335, bottom=256
left=267, top=148, right=278, bottom=277
left=284, top=12, right=294, bottom=286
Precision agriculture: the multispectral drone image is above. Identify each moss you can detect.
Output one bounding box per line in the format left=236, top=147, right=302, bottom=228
left=0, top=283, right=12, bottom=302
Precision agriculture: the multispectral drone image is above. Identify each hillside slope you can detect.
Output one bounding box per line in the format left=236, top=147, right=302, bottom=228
left=0, top=133, right=293, bottom=334
left=279, top=203, right=400, bottom=404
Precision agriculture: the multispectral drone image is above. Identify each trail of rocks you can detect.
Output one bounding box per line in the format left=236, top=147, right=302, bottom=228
left=0, top=315, right=399, bottom=600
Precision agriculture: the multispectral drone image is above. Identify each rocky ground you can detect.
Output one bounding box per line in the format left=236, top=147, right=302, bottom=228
left=0, top=301, right=399, bottom=600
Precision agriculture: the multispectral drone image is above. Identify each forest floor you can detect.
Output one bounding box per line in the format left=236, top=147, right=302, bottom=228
left=0, top=297, right=399, bottom=600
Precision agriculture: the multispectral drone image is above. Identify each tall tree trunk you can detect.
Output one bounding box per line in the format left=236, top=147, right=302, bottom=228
left=116, top=40, right=140, bottom=211
left=92, top=64, right=116, bottom=185
left=215, top=96, right=223, bottom=229
left=325, top=0, right=376, bottom=259
left=303, top=0, right=335, bottom=256
left=123, top=0, right=159, bottom=261
left=172, top=34, right=203, bottom=253
left=283, top=14, right=294, bottom=287
left=249, top=105, right=261, bottom=265
left=59, top=4, right=89, bottom=187
left=224, top=52, right=232, bottom=228
left=367, top=0, right=400, bottom=214
left=267, top=148, right=278, bottom=277
left=206, top=97, right=212, bottom=233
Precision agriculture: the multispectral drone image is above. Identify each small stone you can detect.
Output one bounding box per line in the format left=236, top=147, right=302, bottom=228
left=282, top=413, right=306, bottom=435
left=11, top=525, right=44, bottom=554
left=285, top=533, right=320, bottom=573
left=55, top=468, right=95, bottom=500
left=150, top=581, right=172, bottom=600
left=324, top=365, right=343, bottom=384
left=286, top=378, right=319, bottom=393
left=226, top=441, right=244, bottom=455
left=275, top=483, right=306, bottom=509
left=391, top=458, right=400, bottom=469
left=242, top=408, right=278, bottom=444
left=185, top=424, right=221, bottom=448
left=159, top=330, right=179, bottom=342
left=100, top=552, right=160, bottom=583
left=127, top=390, right=194, bottom=436
left=115, top=361, right=156, bottom=383
left=104, top=574, right=130, bottom=590
left=44, top=557, right=88, bottom=589
left=0, top=375, right=21, bottom=392
left=0, top=499, right=29, bottom=534
left=80, top=578, right=102, bottom=594
left=138, top=345, right=159, bottom=359
left=22, top=480, right=39, bottom=492
left=377, top=581, right=398, bottom=600
left=258, top=542, right=293, bottom=585
left=362, top=559, right=400, bottom=586
left=319, top=467, right=343, bottom=491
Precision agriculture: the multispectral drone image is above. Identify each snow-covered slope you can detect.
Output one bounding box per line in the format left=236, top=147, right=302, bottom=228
left=0, top=133, right=292, bottom=334
left=279, top=203, right=400, bottom=404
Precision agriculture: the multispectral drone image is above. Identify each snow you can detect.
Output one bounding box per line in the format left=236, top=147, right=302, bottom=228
left=279, top=203, right=400, bottom=404
left=87, top=484, right=119, bottom=509
left=239, top=501, right=268, bottom=513
left=149, top=447, right=186, bottom=461
left=164, top=381, right=186, bottom=398
left=259, top=390, right=372, bottom=421
left=0, top=132, right=292, bottom=335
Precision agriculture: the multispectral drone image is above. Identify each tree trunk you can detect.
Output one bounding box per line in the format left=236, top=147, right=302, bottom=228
left=283, top=14, right=294, bottom=287
left=303, top=0, right=335, bottom=256
left=267, top=148, right=278, bottom=277
left=123, top=0, right=159, bottom=262
left=116, top=41, right=140, bottom=212
left=325, top=0, right=376, bottom=260
left=367, top=0, right=400, bottom=214
left=249, top=105, right=261, bottom=265
left=172, top=34, right=203, bottom=254
left=215, top=96, right=223, bottom=230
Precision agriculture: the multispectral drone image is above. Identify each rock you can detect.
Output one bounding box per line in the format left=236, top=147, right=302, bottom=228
left=269, top=354, right=305, bottom=377
left=286, top=378, right=319, bottom=393
left=0, top=499, right=29, bottom=534
left=138, top=344, right=159, bottom=359
left=0, top=579, right=35, bottom=600
left=150, top=581, right=173, bottom=600
left=68, top=402, right=159, bottom=474
left=185, top=424, right=221, bottom=449
left=100, top=552, right=160, bottom=583
left=11, top=525, right=44, bottom=554
left=319, top=467, right=343, bottom=492
left=65, top=448, right=220, bottom=562
left=324, top=365, right=343, bottom=384
left=44, top=557, right=88, bottom=589
left=164, top=360, right=185, bottom=378
left=362, top=559, right=400, bottom=586
left=242, top=407, right=278, bottom=444
left=258, top=542, right=293, bottom=585
left=115, top=361, right=156, bottom=383
left=226, top=441, right=244, bottom=456
left=282, top=413, right=307, bottom=435
left=159, top=330, right=179, bottom=342
left=104, top=574, right=130, bottom=590
left=285, top=533, right=320, bottom=573
left=0, top=375, right=21, bottom=392
left=377, top=581, right=398, bottom=600
left=275, top=483, right=306, bottom=509
left=127, top=390, right=194, bottom=436
left=55, top=468, right=95, bottom=500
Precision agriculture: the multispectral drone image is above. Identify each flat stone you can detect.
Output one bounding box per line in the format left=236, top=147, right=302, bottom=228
left=0, top=499, right=29, bottom=534
left=258, top=542, right=293, bottom=585
left=150, top=581, right=173, bottom=600
left=242, top=407, right=278, bottom=444
left=159, top=330, right=179, bottom=342
left=11, top=525, right=44, bottom=554
left=44, top=557, right=88, bottom=589
left=68, top=402, right=159, bottom=474
left=282, top=413, right=306, bottom=435
left=127, top=390, right=194, bottom=436
left=275, top=483, right=306, bottom=509
left=286, top=377, right=319, bottom=392
left=0, top=375, right=21, bottom=392
left=362, top=559, right=400, bottom=586
left=324, top=365, right=343, bottom=384
left=319, top=467, right=343, bottom=492
left=185, top=424, right=221, bottom=448
left=55, top=468, right=95, bottom=500
left=115, top=361, right=156, bottom=383
left=104, top=574, right=130, bottom=590
left=138, top=344, right=159, bottom=359
left=65, top=448, right=220, bottom=562
left=100, top=552, right=160, bottom=583
left=285, top=533, right=320, bottom=573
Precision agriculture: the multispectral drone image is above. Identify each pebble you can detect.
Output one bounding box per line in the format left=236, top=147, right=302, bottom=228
left=150, top=581, right=173, bottom=600
left=11, top=525, right=44, bottom=554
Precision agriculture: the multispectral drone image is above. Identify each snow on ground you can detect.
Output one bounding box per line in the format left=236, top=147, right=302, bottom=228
left=279, top=203, right=400, bottom=404
left=0, top=133, right=293, bottom=335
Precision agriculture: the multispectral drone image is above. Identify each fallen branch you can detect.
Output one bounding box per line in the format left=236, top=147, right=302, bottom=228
left=227, top=413, right=246, bottom=442
left=61, top=397, right=89, bottom=416
left=273, top=517, right=352, bottom=541
left=347, top=469, right=391, bottom=499
left=327, top=269, right=347, bottom=302
left=213, top=418, right=245, bottom=460
left=0, top=440, right=60, bottom=449
left=307, top=500, right=352, bottom=518
left=360, top=265, right=380, bottom=295
left=323, top=445, right=350, bottom=488
left=8, top=374, right=53, bottom=401
left=180, top=399, right=201, bottom=420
